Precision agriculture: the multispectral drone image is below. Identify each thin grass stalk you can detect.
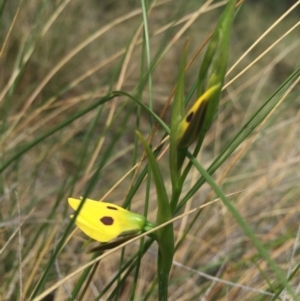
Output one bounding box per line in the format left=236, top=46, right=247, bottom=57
left=0, top=94, right=115, bottom=173
left=185, top=151, right=298, bottom=300
left=177, top=66, right=300, bottom=211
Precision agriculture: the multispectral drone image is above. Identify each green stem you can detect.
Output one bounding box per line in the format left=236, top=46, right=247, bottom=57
left=136, top=131, right=174, bottom=301
left=170, top=185, right=182, bottom=215
left=158, top=252, right=169, bottom=301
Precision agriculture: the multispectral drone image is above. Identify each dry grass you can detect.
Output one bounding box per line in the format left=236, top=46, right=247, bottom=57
left=1, top=0, right=300, bottom=300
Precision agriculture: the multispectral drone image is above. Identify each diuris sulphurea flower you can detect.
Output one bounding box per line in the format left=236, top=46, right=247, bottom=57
left=68, top=198, right=154, bottom=243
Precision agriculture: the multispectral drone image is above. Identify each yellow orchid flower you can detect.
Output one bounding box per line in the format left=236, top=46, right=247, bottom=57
left=176, top=84, right=220, bottom=149
left=68, top=198, right=149, bottom=243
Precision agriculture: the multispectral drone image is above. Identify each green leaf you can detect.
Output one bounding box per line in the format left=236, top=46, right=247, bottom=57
left=169, top=40, right=189, bottom=210
left=136, top=131, right=174, bottom=300
left=195, top=0, right=237, bottom=149
left=198, top=0, right=237, bottom=95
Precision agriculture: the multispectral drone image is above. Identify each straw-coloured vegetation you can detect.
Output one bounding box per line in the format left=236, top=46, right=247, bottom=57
left=1, top=1, right=300, bottom=300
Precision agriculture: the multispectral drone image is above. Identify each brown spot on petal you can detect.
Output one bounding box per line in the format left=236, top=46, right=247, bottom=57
left=100, top=216, right=114, bottom=225
left=107, top=206, right=118, bottom=210
left=186, top=111, right=194, bottom=123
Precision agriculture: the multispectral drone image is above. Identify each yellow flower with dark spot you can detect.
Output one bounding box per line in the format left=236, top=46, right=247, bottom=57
left=68, top=198, right=148, bottom=242
left=176, top=84, right=220, bottom=149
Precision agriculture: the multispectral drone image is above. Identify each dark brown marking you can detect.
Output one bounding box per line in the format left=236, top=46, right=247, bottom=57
left=100, top=216, right=114, bottom=225
left=186, top=112, right=194, bottom=123
left=107, top=206, right=118, bottom=210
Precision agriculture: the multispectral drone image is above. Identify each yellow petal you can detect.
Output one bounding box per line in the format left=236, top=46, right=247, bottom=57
left=68, top=198, right=146, bottom=242
left=176, top=84, right=220, bottom=148
left=73, top=213, right=116, bottom=242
